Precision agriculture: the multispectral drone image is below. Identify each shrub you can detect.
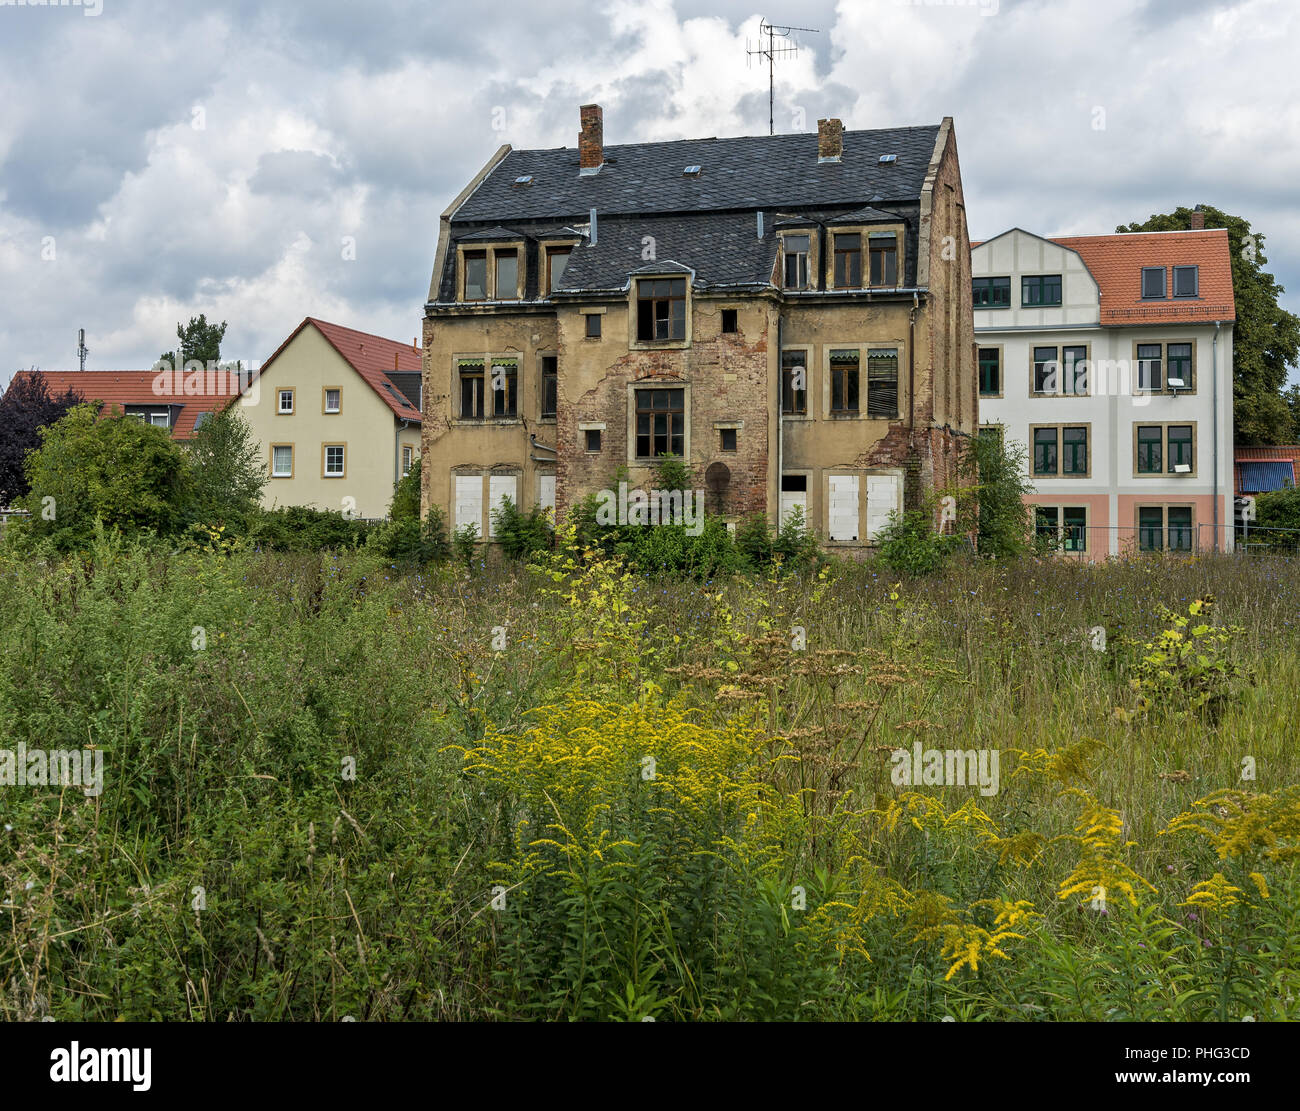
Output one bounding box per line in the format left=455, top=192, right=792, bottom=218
left=1255, top=485, right=1300, bottom=549
left=389, top=454, right=422, bottom=521
left=955, top=434, right=1034, bottom=558
left=874, top=508, right=962, bottom=575
left=246, top=505, right=372, bottom=551
left=452, top=522, right=479, bottom=568
left=490, top=496, right=552, bottom=561
left=186, top=405, right=265, bottom=524
left=367, top=504, right=450, bottom=565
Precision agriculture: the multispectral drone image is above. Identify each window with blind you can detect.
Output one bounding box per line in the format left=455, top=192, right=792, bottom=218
left=867, top=349, right=899, bottom=418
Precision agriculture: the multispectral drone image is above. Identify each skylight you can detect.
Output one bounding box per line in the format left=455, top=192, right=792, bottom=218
left=514, top=175, right=533, bottom=186
left=878, top=154, right=897, bottom=164
left=683, top=165, right=702, bottom=176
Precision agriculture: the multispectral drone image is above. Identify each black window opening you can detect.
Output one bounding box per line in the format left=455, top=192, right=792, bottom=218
left=636, top=278, right=687, bottom=341
left=1141, top=266, right=1166, bottom=299
left=783, top=235, right=810, bottom=289
left=584, top=428, right=602, bottom=452
left=781, top=474, right=807, bottom=492
left=541, top=356, right=557, bottom=419
left=1172, top=265, right=1199, bottom=298
left=1022, top=274, right=1063, bottom=307
left=721, top=308, right=738, bottom=334
left=867, top=349, right=899, bottom=418
left=585, top=313, right=602, bottom=338
left=635, top=388, right=685, bottom=458
left=834, top=234, right=862, bottom=287
left=978, top=348, right=1000, bottom=396
left=973, top=276, right=1011, bottom=308
left=781, top=350, right=807, bottom=415
left=458, top=360, right=485, bottom=418
left=463, top=251, right=487, bottom=300
left=830, top=349, right=860, bottom=414
left=490, top=361, right=518, bottom=418
left=719, top=427, right=737, bottom=452
left=869, top=234, right=897, bottom=286
left=1137, top=343, right=1163, bottom=390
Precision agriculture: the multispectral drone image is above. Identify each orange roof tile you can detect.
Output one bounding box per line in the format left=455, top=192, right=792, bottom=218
left=1050, top=229, right=1235, bottom=325
left=10, top=368, right=240, bottom=439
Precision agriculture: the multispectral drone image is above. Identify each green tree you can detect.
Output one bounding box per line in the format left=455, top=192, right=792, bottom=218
left=957, top=432, right=1033, bottom=558
left=1116, top=205, right=1300, bottom=445
left=1254, top=486, right=1300, bottom=550
left=159, top=314, right=229, bottom=370
left=390, top=454, right=422, bottom=520
left=13, top=403, right=195, bottom=550
left=186, top=405, right=265, bottom=522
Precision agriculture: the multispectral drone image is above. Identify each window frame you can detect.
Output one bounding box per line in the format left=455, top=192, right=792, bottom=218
left=720, top=307, right=739, bottom=334
left=322, top=386, right=342, bottom=414
left=831, top=232, right=863, bottom=290
left=539, top=354, right=558, bottom=420
left=1021, top=274, right=1063, bottom=307
left=781, top=232, right=812, bottom=290
left=1030, top=423, right=1091, bottom=478
left=978, top=346, right=1002, bottom=398
left=488, top=358, right=519, bottom=420
left=1132, top=340, right=1197, bottom=394
left=1136, top=504, right=1196, bottom=552
left=277, top=388, right=295, bottom=415
left=322, top=443, right=347, bottom=479
left=866, top=347, right=900, bottom=419
left=973, top=276, right=1011, bottom=309
left=630, top=384, right=688, bottom=462
left=584, top=311, right=602, bottom=339
left=828, top=347, right=861, bottom=416
left=401, top=444, right=414, bottom=477
left=543, top=242, right=575, bottom=295
left=1133, top=421, right=1197, bottom=477
left=456, top=358, right=486, bottom=420
left=632, top=276, right=689, bottom=347
left=269, top=442, right=294, bottom=479
left=1172, top=265, right=1199, bottom=299
left=1141, top=266, right=1167, bottom=300
left=458, top=242, right=523, bottom=301
left=868, top=232, right=898, bottom=288
left=781, top=347, right=811, bottom=418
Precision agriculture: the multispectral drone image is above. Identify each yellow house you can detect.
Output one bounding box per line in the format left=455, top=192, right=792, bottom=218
left=236, top=317, right=423, bottom=520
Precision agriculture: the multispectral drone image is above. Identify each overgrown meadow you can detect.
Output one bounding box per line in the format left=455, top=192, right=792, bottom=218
left=1, top=532, right=1297, bottom=1021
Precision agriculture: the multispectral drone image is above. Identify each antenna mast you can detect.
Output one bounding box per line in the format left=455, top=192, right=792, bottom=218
left=746, top=18, right=820, bottom=135
left=77, top=328, right=89, bottom=372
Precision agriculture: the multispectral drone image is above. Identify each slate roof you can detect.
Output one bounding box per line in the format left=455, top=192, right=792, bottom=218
left=452, top=125, right=941, bottom=222
left=12, top=369, right=240, bottom=439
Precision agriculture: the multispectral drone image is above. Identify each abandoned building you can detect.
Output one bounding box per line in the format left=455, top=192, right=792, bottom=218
left=420, top=105, right=975, bottom=547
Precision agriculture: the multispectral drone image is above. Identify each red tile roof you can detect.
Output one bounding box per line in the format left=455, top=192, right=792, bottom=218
left=1050, top=229, right=1236, bottom=325
left=247, top=317, right=423, bottom=422
left=9, top=368, right=240, bottom=439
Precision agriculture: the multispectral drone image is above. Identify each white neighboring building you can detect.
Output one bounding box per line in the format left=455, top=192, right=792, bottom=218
left=971, top=226, right=1235, bottom=557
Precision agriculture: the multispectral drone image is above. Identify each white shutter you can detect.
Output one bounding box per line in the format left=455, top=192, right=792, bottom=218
left=779, top=488, right=808, bottom=529
left=866, top=474, right=901, bottom=541
left=538, top=474, right=556, bottom=516
left=488, top=476, right=517, bottom=538
left=454, top=475, right=482, bottom=537
left=827, top=475, right=859, bottom=541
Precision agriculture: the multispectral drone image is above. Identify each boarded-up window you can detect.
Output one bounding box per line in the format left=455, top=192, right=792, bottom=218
left=827, top=475, right=859, bottom=541
left=538, top=474, right=556, bottom=516
left=488, top=475, right=517, bottom=538
left=779, top=474, right=808, bottom=530
left=454, top=475, right=482, bottom=537
left=866, top=474, right=900, bottom=541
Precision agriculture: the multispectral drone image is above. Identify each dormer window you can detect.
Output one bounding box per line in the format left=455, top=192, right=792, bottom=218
left=869, top=233, right=897, bottom=287
left=783, top=234, right=810, bottom=289
left=1141, top=266, right=1166, bottom=299
left=494, top=250, right=519, bottom=301
left=546, top=246, right=571, bottom=293
left=833, top=234, right=862, bottom=288
left=636, top=278, right=687, bottom=342
left=1173, top=265, right=1199, bottom=298
left=464, top=251, right=488, bottom=300
left=461, top=243, right=521, bottom=301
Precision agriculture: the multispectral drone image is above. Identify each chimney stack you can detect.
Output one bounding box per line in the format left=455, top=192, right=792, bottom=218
left=817, top=118, right=843, bottom=162
left=579, top=104, right=604, bottom=173
left=1190, top=204, right=1205, bottom=230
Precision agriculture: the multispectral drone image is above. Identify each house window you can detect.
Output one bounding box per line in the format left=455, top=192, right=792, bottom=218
left=781, top=350, right=807, bottom=415
left=869, top=234, right=897, bottom=286
left=636, top=278, right=687, bottom=341
left=546, top=246, right=571, bottom=293
left=721, top=308, right=738, bottom=334
left=324, top=388, right=341, bottom=413
left=584, top=428, right=602, bottom=452
left=1137, top=343, right=1163, bottom=391
left=783, top=234, right=810, bottom=289
left=830, top=348, right=860, bottom=414
left=494, top=250, right=519, bottom=300
left=973, top=277, right=1011, bottom=308
left=1137, top=425, right=1163, bottom=473
left=1168, top=506, right=1193, bottom=550
left=1033, top=428, right=1058, bottom=475
left=324, top=445, right=345, bottom=477
left=719, top=428, right=737, bottom=452
left=271, top=444, right=293, bottom=477
left=635, top=388, right=685, bottom=459
left=1034, top=505, right=1058, bottom=543
left=978, top=348, right=1000, bottom=396
left=1168, top=424, right=1194, bottom=471
left=867, top=349, right=900, bottom=418
left=1062, top=345, right=1088, bottom=395
left=402, top=445, right=413, bottom=476
left=1034, top=506, right=1088, bottom=552
left=1033, top=347, right=1058, bottom=394
left=1172, top=265, right=1199, bottom=298
left=585, top=313, right=602, bottom=338
left=278, top=389, right=295, bottom=414
left=464, top=251, right=487, bottom=300
left=149, top=411, right=170, bottom=428
left=833, top=234, right=862, bottom=287
left=490, top=360, right=518, bottom=418
left=1141, top=267, right=1166, bottom=299
left=978, top=425, right=1004, bottom=451
left=540, top=356, right=557, bottom=419
left=1138, top=506, right=1165, bottom=551
left=1139, top=506, right=1194, bottom=551
left=1022, top=275, right=1062, bottom=307
left=1168, top=343, right=1193, bottom=389
left=458, top=359, right=485, bottom=419
left=1062, top=426, right=1088, bottom=475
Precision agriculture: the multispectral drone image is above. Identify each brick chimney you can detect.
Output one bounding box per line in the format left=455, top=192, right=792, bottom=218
left=1189, top=205, right=1205, bottom=230
left=579, top=104, right=604, bottom=173
left=817, top=118, right=843, bottom=162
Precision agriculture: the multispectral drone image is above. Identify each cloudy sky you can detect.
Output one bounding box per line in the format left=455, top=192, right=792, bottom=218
left=1, top=0, right=1296, bottom=390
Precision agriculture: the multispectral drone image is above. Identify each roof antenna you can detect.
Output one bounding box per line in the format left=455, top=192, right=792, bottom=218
left=746, top=18, right=819, bottom=136
left=77, top=328, right=89, bottom=372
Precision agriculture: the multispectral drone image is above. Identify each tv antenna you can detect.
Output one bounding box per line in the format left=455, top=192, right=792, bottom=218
left=77, top=328, right=89, bottom=372
left=746, top=18, right=820, bottom=135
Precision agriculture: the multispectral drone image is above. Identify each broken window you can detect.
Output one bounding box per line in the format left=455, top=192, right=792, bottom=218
left=783, top=234, right=810, bottom=289
left=463, top=251, right=487, bottom=300
left=636, top=278, right=687, bottom=341
left=869, top=234, right=897, bottom=286
left=540, top=356, right=557, bottom=419
left=781, top=350, right=807, bottom=415
left=635, top=388, right=684, bottom=458
left=833, top=234, right=861, bottom=287
left=494, top=250, right=518, bottom=300
left=458, top=359, right=485, bottom=419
